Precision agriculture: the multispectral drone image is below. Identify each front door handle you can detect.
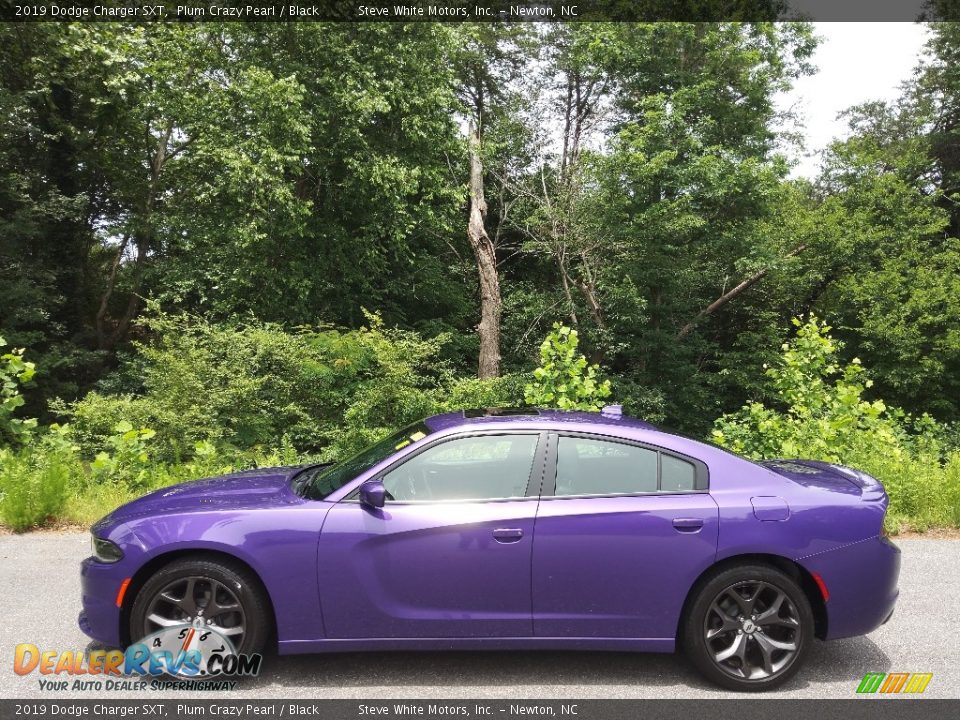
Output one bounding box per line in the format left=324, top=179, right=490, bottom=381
left=493, top=528, right=524, bottom=543
left=672, top=518, right=704, bottom=532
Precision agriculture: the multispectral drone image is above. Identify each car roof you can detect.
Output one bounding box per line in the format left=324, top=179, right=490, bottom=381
left=423, top=408, right=658, bottom=434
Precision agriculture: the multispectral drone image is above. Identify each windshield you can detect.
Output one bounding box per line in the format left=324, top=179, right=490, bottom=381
left=302, top=421, right=432, bottom=499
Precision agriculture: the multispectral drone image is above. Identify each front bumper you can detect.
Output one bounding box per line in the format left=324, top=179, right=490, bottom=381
left=79, top=555, right=130, bottom=648
left=800, top=535, right=901, bottom=640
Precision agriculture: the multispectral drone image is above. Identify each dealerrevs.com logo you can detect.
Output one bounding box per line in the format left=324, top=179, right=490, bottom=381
left=14, top=624, right=261, bottom=692
left=857, top=672, right=933, bottom=694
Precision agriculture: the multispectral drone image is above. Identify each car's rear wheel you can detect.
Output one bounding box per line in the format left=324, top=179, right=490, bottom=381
left=129, top=557, right=270, bottom=656
left=682, top=564, right=813, bottom=691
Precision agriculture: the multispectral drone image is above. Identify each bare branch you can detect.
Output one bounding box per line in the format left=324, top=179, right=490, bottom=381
left=676, top=244, right=809, bottom=341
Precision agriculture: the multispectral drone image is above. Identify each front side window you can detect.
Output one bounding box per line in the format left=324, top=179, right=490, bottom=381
left=555, top=436, right=658, bottom=496
left=382, top=434, right=539, bottom=502
left=303, top=421, right=432, bottom=499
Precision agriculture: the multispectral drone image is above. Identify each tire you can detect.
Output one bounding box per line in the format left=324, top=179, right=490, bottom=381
left=129, top=556, right=271, bottom=656
left=681, top=564, right=814, bottom=692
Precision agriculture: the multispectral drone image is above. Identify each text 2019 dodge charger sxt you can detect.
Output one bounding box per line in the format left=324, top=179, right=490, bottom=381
left=80, top=406, right=900, bottom=690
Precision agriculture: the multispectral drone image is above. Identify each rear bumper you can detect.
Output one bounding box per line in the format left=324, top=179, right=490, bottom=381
left=800, top=535, right=901, bottom=640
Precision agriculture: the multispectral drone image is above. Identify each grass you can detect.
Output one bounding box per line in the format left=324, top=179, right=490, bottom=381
left=866, top=451, right=960, bottom=534
left=62, top=483, right=140, bottom=527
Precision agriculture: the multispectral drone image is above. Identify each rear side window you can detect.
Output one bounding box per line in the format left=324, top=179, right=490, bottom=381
left=661, top=454, right=696, bottom=492
left=554, top=435, right=704, bottom=496
left=555, top=437, right=658, bottom=496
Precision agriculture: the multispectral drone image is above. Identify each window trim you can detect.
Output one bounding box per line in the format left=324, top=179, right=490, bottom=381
left=543, top=431, right=709, bottom=499
left=342, top=430, right=548, bottom=505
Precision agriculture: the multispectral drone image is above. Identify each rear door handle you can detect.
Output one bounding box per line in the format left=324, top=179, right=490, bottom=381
left=493, top=528, right=524, bottom=543
left=672, top=518, right=704, bottom=532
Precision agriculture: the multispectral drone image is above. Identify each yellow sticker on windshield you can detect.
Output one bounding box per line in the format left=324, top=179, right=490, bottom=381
left=409, top=431, right=426, bottom=442
left=395, top=440, right=411, bottom=450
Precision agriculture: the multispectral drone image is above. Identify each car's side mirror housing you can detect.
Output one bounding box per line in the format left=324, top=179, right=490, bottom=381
left=359, top=479, right=386, bottom=509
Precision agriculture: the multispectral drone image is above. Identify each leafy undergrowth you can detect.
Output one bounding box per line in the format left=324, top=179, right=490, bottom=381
left=2, top=314, right=958, bottom=535
left=714, top=316, right=960, bottom=535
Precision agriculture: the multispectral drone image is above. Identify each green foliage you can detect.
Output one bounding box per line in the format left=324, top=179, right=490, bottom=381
left=0, top=443, right=78, bottom=531
left=0, top=336, right=38, bottom=441
left=68, top=311, right=418, bottom=460
left=860, top=451, right=960, bottom=534
left=524, top=324, right=612, bottom=411
left=65, top=310, right=525, bottom=465
left=90, top=421, right=157, bottom=489
left=812, top=88, right=960, bottom=419
left=713, top=316, right=960, bottom=532
left=5, top=24, right=960, bottom=536
left=712, top=316, right=904, bottom=461
left=0, top=312, right=529, bottom=530
left=440, top=375, right=526, bottom=413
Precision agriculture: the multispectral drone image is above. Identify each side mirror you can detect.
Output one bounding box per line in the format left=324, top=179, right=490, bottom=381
left=359, top=479, right=386, bottom=509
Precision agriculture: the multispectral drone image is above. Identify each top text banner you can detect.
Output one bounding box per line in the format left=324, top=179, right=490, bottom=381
left=0, top=0, right=956, bottom=22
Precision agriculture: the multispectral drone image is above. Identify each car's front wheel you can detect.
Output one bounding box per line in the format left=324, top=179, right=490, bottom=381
left=129, top=556, right=270, bottom=656
left=682, top=564, right=813, bottom=691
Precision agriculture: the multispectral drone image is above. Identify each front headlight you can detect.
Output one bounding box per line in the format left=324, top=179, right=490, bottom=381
left=91, top=535, right=124, bottom=563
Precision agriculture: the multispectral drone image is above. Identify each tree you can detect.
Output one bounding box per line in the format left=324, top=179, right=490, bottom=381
left=452, top=25, right=535, bottom=378
left=514, top=25, right=616, bottom=353
left=205, top=24, right=467, bottom=331
left=713, top=316, right=902, bottom=461
left=90, top=24, right=314, bottom=340
left=806, top=92, right=960, bottom=419
left=917, top=22, right=960, bottom=239
left=587, top=23, right=815, bottom=427
left=0, top=24, right=120, bottom=412
left=2, top=23, right=472, bottom=406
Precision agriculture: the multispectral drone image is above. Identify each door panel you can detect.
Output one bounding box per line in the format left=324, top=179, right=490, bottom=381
left=319, top=500, right=537, bottom=638
left=318, top=431, right=544, bottom=639
left=532, top=433, right=719, bottom=639
left=532, top=495, right=718, bottom=638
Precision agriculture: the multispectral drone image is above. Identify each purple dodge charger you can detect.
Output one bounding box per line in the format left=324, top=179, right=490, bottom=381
left=80, top=407, right=900, bottom=690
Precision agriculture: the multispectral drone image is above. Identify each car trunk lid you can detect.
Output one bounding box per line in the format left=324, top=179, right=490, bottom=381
left=759, top=459, right=887, bottom=501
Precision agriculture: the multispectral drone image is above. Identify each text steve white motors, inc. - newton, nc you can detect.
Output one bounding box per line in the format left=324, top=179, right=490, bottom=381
left=357, top=5, right=581, bottom=18
left=357, top=704, right=579, bottom=716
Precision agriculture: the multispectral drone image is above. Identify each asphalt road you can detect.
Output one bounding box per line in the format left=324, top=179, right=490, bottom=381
left=1, top=533, right=958, bottom=700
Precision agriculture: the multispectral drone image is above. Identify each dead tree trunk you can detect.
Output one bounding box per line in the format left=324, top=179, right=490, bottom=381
left=468, top=125, right=501, bottom=379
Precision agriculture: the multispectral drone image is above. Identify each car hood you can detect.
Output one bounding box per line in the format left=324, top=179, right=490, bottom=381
left=101, top=465, right=309, bottom=525
left=759, top=458, right=886, bottom=501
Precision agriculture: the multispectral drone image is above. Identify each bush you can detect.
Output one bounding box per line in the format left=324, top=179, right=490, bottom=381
left=1, top=312, right=530, bottom=531
left=65, top=310, right=456, bottom=463
left=712, top=315, right=909, bottom=461
left=860, top=450, right=960, bottom=532
left=5, top=313, right=956, bottom=535
left=0, top=444, right=78, bottom=531
left=62, top=309, right=532, bottom=467
left=90, top=421, right=157, bottom=489
left=441, top=374, right=526, bottom=412
left=0, top=336, right=37, bottom=442
left=523, top=323, right=612, bottom=411
left=713, top=315, right=960, bottom=532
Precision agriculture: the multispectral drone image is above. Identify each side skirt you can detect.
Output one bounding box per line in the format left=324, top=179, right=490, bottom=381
left=277, top=637, right=676, bottom=655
